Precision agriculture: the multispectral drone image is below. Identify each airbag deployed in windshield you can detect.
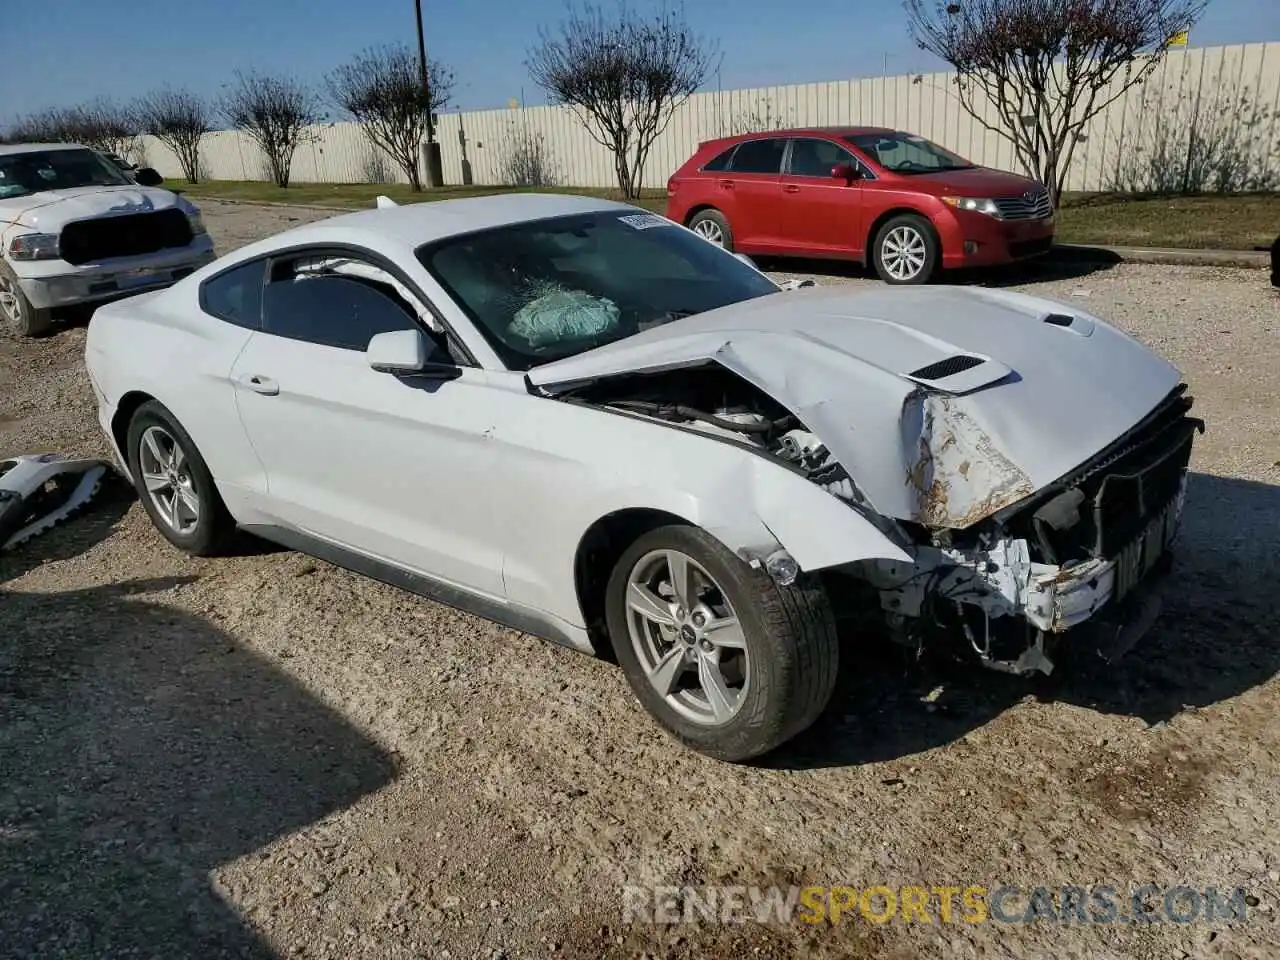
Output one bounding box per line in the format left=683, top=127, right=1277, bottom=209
left=511, top=286, right=621, bottom=347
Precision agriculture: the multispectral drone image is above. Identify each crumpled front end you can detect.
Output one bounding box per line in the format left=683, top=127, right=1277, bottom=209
left=850, top=385, right=1202, bottom=674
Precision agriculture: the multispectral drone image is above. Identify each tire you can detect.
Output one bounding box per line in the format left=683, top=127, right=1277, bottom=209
left=126, top=400, right=237, bottom=556
left=605, top=524, right=838, bottom=762
left=0, top=262, right=54, bottom=338
left=871, top=213, right=940, bottom=285
left=687, top=209, right=734, bottom=252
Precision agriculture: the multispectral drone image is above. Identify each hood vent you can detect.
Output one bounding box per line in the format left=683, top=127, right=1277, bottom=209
left=1044, top=313, right=1074, bottom=326
left=909, top=354, right=985, bottom=381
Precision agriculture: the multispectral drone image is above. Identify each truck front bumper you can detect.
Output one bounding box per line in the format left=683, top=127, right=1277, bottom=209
left=12, top=238, right=216, bottom=310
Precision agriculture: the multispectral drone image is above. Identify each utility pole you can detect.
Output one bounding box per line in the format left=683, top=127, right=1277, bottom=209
left=414, top=0, right=444, bottom=187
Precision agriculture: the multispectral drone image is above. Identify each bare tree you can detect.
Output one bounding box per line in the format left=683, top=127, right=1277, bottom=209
left=222, top=70, right=322, bottom=188
left=66, top=99, right=141, bottom=159
left=135, top=88, right=213, bottom=184
left=905, top=0, right=1209, bottom=206
left=527, top=3, right=716, bottom=199
left=327, top=44, right=454, bottom=191
left=499, top=124, right=562, bottom=187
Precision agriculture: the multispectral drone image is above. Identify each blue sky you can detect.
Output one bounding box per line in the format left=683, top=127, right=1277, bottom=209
left=2, top=0, right=1273, bottom=124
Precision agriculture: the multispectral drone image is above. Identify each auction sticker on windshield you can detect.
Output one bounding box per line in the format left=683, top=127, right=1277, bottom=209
left=618, top=213, right=671, bottom=230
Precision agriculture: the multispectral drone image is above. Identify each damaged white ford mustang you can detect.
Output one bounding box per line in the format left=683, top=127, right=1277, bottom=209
left=85, top=194, right=1203, bottom=762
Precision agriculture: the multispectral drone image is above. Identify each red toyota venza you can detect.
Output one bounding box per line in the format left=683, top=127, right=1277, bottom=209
left=665, top=127, right=1056, bottom=284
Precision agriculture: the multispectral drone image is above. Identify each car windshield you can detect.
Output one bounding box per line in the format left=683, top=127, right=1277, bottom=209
left=845, top=132, right=975, bottom=174
left=0, top=148, right=132, bottom=199
left=417, top=211, right=780, bottom=370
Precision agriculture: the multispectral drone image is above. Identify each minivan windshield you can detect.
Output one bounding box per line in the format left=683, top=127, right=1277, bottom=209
left=0, top=148, right=132, bottom=199
left=845, top=131, right=975, bottom=174
left=417, top=211, right=780, bottom=370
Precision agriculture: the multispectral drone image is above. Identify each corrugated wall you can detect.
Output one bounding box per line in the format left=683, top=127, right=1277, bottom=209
left=138, top=42, right=1280, bottom=192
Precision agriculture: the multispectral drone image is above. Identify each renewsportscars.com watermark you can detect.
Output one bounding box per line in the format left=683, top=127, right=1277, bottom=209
left=621, top=884, right=1256, bottom=927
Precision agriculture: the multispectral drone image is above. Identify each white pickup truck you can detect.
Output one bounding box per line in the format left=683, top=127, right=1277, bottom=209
left=0, top=142, right=216, bottom=337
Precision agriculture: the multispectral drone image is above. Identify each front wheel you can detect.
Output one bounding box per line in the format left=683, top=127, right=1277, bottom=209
left=872, top=213, right=940, bottom=285
left=0, top=263, right=54, bottom=338
left=605, top=524, right=839, bottom=762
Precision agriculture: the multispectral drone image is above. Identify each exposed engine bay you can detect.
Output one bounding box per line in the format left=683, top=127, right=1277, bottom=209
left=562, top=365, right=1204, bottom=676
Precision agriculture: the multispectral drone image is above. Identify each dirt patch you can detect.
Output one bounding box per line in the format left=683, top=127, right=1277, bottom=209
left=2, top=202, right=1279, bottom=959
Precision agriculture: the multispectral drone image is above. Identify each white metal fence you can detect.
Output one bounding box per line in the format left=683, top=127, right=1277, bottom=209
left=138, top=42, right=1280, bottom=192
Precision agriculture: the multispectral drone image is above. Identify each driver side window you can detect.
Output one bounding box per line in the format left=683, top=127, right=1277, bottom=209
left=261, top=252, right=428, bottom=353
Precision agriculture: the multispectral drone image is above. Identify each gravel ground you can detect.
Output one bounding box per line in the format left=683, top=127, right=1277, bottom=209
left=2, top=199, right=1279, bottom=960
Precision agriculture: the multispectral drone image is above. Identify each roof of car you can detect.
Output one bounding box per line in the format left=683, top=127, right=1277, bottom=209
left=220, top=192, right=642, bottom=263
left=716, top=126, right=898, bottom=143
left=0, top=142, right=88, bottom=156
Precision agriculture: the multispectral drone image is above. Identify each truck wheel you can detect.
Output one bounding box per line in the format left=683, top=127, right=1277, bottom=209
left=0, top=264, right=54, bottom=338
left=606, top=524, right=839, bottom=762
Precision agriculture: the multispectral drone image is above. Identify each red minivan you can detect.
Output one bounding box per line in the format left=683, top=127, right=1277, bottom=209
left=665, top=127, right=1056, bottom=284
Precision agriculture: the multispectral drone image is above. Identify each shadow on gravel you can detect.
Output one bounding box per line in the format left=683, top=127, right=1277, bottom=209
left=756, top=247, right=1121, bottom=288
left=766, top=471, right=1280, bottom=771
left=0, top=479, right=399, bottom=957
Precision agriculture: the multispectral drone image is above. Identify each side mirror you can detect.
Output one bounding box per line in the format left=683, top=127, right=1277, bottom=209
left=133, top=167, right=164, bottom=187
left=831, top=163, right=860, bottom=182
left=367, top=329, right=461, bottom=379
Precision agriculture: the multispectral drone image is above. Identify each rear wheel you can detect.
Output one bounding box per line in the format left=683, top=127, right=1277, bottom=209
left=126, top=400, right=238, bottom=556
left=606, top=524, right=838, bottom=762
left=687, top=209, right=734, bottom=251
left=872, top=213, right=939, bottom=285
left=0, top=263, right=54, bottom=338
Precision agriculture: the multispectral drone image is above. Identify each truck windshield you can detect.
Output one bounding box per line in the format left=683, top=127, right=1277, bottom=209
left=0, top=148, right=132, bottom=199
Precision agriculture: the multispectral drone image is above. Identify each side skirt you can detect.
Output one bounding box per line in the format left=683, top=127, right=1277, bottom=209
left=240, top=523, right=596, bottom=655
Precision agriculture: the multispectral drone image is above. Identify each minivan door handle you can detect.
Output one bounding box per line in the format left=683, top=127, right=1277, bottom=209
left=783, top=184, right=801, bottom=194
left=235, top=374, right=280, bottom=396
left=717, top=179, right=734, bottom=190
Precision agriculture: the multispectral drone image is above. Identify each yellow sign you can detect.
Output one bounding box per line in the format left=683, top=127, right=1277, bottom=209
left=1169, top=29, right=1190, bottom=47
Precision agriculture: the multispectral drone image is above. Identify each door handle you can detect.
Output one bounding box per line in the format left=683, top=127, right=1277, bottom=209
left=236, top=373, right=279, bottom=396
left=783, top=185, right=801, bottom=194
left=717, top=179, right=734, bottom=190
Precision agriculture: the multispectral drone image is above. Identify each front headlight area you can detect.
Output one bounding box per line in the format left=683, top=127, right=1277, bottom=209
left=186, top=211, right=207, bottom=236
left=8, top=232, right=61, bottom=261
left=941, top=196, right=1003, bottom=218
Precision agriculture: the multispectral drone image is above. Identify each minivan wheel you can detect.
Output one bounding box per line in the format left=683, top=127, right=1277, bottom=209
left=687, top=209, right=734, bottom=251
left=872, top=213, right=939, bottom=284
left=126, top=400, right=237, bottom=556
left=605, top=524, right=838, bottom=762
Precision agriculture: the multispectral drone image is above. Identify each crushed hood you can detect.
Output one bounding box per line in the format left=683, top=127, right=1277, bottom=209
left=0, top=185, right=189, bottom=232
left=528, top=285, right=1183, bottom=527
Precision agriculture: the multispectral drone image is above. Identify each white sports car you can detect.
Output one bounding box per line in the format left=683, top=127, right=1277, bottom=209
left=84, top=194, right=1202, bottom=762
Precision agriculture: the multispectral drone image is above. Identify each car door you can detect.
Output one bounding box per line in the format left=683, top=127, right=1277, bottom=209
left=228, top=247, right=507, bottom=598
left=777, top=137, right=869, bottom=255
left=715, top=136, right=788, bottom=251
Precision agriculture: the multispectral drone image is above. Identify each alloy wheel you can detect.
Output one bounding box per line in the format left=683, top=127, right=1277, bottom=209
left=692, top=219, right=725, bottom=246
left=624, top=548, right=750, bottom=726
left=881, top=225, right=928, bottom=281
left=138, top=425, right=200, bottom=534
left=0, top=276, right=22, bottom=333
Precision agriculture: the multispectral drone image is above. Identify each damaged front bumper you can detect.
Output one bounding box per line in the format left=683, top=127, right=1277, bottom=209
left=855, top=476, right=1187, bottom=675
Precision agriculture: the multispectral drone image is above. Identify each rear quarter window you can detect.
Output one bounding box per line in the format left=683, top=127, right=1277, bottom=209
left=199, top=259, right=265, bottom=329
left=701, top=146, right=736, bottom=172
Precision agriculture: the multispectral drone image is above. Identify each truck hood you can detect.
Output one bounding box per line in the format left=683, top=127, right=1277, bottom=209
left=0, top=185, right=188, bottom=232
left=528, top=285, right=1183, bottom=528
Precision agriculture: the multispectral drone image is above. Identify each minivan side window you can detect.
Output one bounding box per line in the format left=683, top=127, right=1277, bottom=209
left=788, top=138, right=859, bottom=178
left=260, top=254, right=420, bottom=351
left=728, top=138, right=786, bottom=174
left=200, top=259, right=265, bottom=329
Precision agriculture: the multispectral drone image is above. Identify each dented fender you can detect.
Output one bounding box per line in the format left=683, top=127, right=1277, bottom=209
left=699, top=455, right=914, bottom=572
